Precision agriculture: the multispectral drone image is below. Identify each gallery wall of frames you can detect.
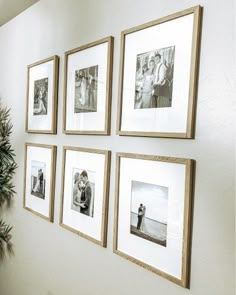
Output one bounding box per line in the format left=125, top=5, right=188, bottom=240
left=23, top=6, right=202, bottom=288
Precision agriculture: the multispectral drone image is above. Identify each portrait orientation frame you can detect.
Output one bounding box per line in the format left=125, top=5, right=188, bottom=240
left=23, top=143, right=57, bottom=222
left=63, top=36, right=114, bottom=135
left=114, top=153, right=194, bottom=288
left=25, top=55, right=59, bottom=134
left=60, top=146, right=111, bottom=247
left=117, top=6, right=202, bottom=138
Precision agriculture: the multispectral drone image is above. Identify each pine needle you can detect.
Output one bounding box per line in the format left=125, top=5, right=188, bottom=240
left=0, top=105, right=17, bottom=260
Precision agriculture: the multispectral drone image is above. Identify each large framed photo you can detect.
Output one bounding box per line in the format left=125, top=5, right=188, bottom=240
left=117, top=6, right=202, bottom=138
left=63, top=36, right=114, bottom=135
left=23, top=143, right=57, bottom=222
left=114, top=153, right=194, bottom=287
left=60, top=146, right=111, bottom=247
left=26, top=55, right=59, bottom=134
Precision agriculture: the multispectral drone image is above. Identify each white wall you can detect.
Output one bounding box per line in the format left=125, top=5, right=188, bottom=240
left=0, top=0, right=235, bottom=294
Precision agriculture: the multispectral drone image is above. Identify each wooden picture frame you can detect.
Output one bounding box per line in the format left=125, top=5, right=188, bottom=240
left=60, top=146, right=111, bottom=247
left=25, top=55, right=59, bottom=134
left=23, top=143, right=57, bottom=222
left=63, top=36, right=114, bottom=135
left=114, top=152, right=194, bottom=287
left=117, top=6, right=202, bottom=138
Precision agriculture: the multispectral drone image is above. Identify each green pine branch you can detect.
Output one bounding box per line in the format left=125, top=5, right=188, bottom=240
left=0, top=220, right=14, bottom=260
left=0, top=105, right=17, bottom=260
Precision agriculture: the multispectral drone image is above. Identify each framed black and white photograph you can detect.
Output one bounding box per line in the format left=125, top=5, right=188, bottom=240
left=30, top=160, right=46, bottom=199
left=60, top=146, right=111, bottom=247
left=63, top=36, right=114, bottom=135
left=117, top=6, right=202, bottom=138
left=130, top=181, right=168, bottom=247
left=71, top=168, right=96, bottom=217
left=74, top=65, right=98, bottom=113
left=23, top=143, right=57, bottom=222
left=26, top=55, right=59, bottom=134
left=114, top=153, right=194, bottom=287
left=134, top=46, right=175, bottom=110
left=33, top=78, right=48, bottom=115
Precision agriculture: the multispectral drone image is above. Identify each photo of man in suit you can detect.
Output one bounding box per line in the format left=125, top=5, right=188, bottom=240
left=134, top=46, right=175, bottom=110
left=137, top=203, right=145, bottom=230
left=78, top=170, right=93, bottom=216
left=71, top=169, right=95, bottom=217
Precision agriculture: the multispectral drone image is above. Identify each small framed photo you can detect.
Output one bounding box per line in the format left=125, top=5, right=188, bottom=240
left=25, top=55, right=59, bottom=134
left=60, top=146, right=111, bottom=247
left=114, top=153, right=194, bottom=287
left=117, top=6, right=202, bottom=138
left=63, top=36, right=114, bottom=135
left=23, top=143, right=57, bottom=222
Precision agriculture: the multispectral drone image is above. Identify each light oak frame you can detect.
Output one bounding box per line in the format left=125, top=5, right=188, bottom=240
left=113, top=152, right=195, bottom=288
left=59, top=146, right=111, bottom=247
left=63, top=36, right=114, bottom=135
left=23, top=143, right=57, bottom=222
left=117, top=6, right=202, bottom=138
left=25, top=55, right=59, bottom=134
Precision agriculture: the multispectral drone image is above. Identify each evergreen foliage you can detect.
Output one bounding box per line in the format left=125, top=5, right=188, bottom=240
left=0, top=106, right=17, bottom=259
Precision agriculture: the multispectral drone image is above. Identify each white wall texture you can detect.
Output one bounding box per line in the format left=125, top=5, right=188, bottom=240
left=0, top=0, right=235, bottom=294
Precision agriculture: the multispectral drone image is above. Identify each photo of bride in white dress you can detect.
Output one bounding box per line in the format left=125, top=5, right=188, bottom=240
left=31, top=160, right=46, bottom=199
left=71, top=168, right=95, bottom=217
left=134, top=46, right=175, bottom=109
left=130, top=180, right=168, bottom=247
left=33, top=77, right=48, bottom=115
left=74, top=65, right=98, bottom=113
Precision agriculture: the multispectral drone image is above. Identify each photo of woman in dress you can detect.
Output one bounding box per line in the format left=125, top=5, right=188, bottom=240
left=71, top=169, right=95, bottom=217
left=134, top=46, right=175, bottom=109
left=31, top=161, right=46, bottom=199
left=130, top=180, right=168, bottom=247
left=33, top=77, right=48, bottom=115
left=74, top=65, right=98, bottom=113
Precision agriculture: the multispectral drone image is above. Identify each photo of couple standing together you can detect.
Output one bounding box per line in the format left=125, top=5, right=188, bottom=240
left=134, top=46, right=175, bottom=110
left=72, top=170, right=94, bottom=217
